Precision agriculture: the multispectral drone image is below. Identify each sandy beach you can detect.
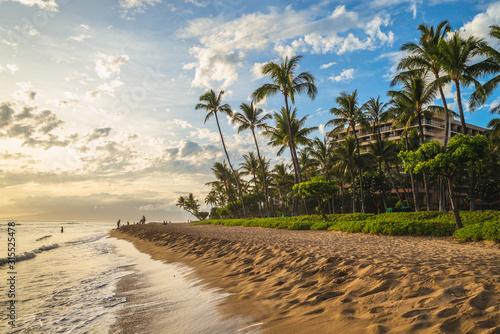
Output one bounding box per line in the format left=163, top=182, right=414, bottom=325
left=110, top=224, right=500, bottom=333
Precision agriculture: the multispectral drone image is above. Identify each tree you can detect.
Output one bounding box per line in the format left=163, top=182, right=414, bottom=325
left=233, top=102, right=272, bottom=216
left=362, top=96, right=404, bottom=204
left=196, top=90, right=246, bottom=217
left=327, top=90, right=370, bottom=212
left=396, top=21, right=452, bottom=146
left=252, top=55, right=317, bottom=184
left=388, top=72, right=441, bottom=211
left=400, top=135, right=489, bottom=228
left=176, top=193, right=208, bottom=221
left=293, top=176, right=339, bottom=221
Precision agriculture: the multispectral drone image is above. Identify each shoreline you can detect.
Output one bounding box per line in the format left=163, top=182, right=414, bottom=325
left=110, top=224, right=500, bottom=333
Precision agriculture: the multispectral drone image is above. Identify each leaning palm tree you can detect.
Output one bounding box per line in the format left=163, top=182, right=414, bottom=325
left=252, top=55, right=317, bottom=184
left=362, top=96, right=404, bottom=204
left=196, top=90, right=246, bottom=217
left=395, top=21, right=452, bottom=146
left=233, top=102, right=272, bottom=216
left=327, top=90, right=370, bottom=212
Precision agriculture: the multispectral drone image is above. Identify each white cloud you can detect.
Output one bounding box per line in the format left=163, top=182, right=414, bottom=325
left=119, top=0, right=161, bottom=9
left=370, top=0, right=422, bottom=19
left=189, top=128, right=220, bottom=144
left=0, top=64, right=19, bottom=74
left=14, top=25, right=39, bottom=37
left=85, top=80, right=124, bottom=99
left=460, top=2, right=500, bottom=42
left=318, top=124, right=325, bottom=134
left=178, top=5, right=394, bottom=89
left=185, top=0, right=207, bottom=7
left=2, top=0, right=59, bottom=11
left=320, top=62, right=336, bottom=69
left=12, top=82, right=38, bottom=106
left=165, top=119, right=193, bottom=129
left=251, top=62, right=266, bottom=80
left=377, top=50, right=407, bottom=81
left=94, top=53, right=129, bottom=80
left=69, top=34, right=91, bottom=42
left=329, top=68, right=355, bottom=82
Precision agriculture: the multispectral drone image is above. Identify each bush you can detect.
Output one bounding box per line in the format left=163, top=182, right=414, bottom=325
left=195, top=211, right=500, bottom=242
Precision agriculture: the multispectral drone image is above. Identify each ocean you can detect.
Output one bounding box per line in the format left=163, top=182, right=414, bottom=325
left=0, top=221, right=261, bottom=334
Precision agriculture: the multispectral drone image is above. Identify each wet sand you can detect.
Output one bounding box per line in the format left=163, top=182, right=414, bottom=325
left=110, top=223, right=500, bottom=333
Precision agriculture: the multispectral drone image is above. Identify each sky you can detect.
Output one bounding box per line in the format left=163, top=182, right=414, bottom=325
left=0, top=0, right=499, bottom=221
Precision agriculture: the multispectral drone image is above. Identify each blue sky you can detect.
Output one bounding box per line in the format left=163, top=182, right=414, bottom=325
left=1, top=0, right=499, bottom=221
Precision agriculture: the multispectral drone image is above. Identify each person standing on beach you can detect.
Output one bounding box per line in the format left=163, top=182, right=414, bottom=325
left=117, top=219, right=121, bottom=228
left=61, top=226, right=64, bottom=233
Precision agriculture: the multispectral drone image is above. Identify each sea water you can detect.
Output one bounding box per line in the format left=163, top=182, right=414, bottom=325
left=0, top=221, right=261, bottom=333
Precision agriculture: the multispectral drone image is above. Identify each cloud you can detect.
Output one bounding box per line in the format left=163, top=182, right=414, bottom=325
left=370, top=0, right=422, bottom=19
left=69, top=34, right=91, bottom=42
left=377, top=50, right=407, bottom=81
left=0, top=64, right=19, bottom=74
left=178, top=5, right=394, bottom=89
left=460, top=2, right=500, bottom=42
left=1, top=0, right=59, bottom=11
left=94, top=53, right=129, bottom=80
left=320, top=62, right=336, bottom=69
left=12, top=82, right=37, bottom=106
left=165, top=119, right=193, bottom=129
left=185, top=0, right=207, bottom=7
left=86, top=80, right=124, bottom=99
left=119, top=0, right=162, bottom=18
left=87, top=128, right=112, bottom=141
left=329, top=68, right=355, bottom=82
left=0, top=103, right=70, bottom=149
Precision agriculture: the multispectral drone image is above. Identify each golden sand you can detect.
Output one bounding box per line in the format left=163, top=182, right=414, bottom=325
left=110, top=224, right=500, bottom=333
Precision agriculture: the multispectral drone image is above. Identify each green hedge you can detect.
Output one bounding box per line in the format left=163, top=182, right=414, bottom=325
left=194, top=211, right=500, bottom=242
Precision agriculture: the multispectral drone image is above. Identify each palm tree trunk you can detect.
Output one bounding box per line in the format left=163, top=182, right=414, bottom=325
left=447, top=175, right=463, bottom=229
left=379, top=162, right=388, bottom=211
left=353, top=130, right=365, bottom=213
left=435, top=73, right=450, bottom=147
left=251, top=129, right=270, bottom=217
left=454, top=80, right=476, bottom=212
left=417, top=115, right=431, bottom=211
left=377, top=128, right=403, bottom=204
left=284, top=95, right=302, bottom=184
left=351, top=170, right=356, bottom=213
left=215, top=112, right=246, bottom=218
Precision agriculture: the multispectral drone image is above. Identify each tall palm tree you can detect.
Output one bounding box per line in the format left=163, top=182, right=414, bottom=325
left=327, top=90, right=370, bottom=212
left=196, top=90, right=246, bottom=217
left=388, top=73, right=441, bottom=211
left=362, top=96, right=404, bottom=204
left=272, top=163, right=294, bottom=214
left=439, top=31, right=496, bottom=212
left=207, top=161, right=236, bottom=204
left=252, top=55, right=317, bottom=184
left=308, top=137, right=338, bottom=213
left=439, top=31, right=493, bottom=134
left=232, top=102, right=272, bottom=216
left=395, top=21, right=452, bottom=146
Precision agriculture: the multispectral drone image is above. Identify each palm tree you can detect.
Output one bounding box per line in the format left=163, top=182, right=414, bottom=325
left=240, top=152, right=260, bottom=192
left=232, top=102, right=272, bottom=216
left=207, top=161, right=236, bottom=204
left=388, top=72, right=441, bottom=210
left=327, top=90, right=370, bottom=212
left=362, top=96, right=404, bottom=204
left=439, top=31, right=493, bottom=134
left=272, top=162, right=294, bottom=214
left=308, top=137, right=338, bottom=213
left=396, top=21, right=452, bottom=146
left=196, top=90, right=246, bottom=217
left=252, top=55, right=317, bottom=184
left=263, top=107, right=317, bottom=160
left=439, top=31, right=496, bottom=212
left=471, top=25, right=500, bottom=113
left=334, top=136, right=372, bottom=213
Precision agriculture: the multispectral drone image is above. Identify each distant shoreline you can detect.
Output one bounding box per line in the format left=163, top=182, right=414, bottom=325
left=110, top=223, right=500, bottom=333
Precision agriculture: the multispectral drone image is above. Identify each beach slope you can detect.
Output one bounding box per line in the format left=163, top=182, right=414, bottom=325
left=110, top=223, right=500, bottom=333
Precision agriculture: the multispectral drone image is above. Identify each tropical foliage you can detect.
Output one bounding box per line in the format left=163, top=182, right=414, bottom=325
left=181, top=22, right=500, bottom=242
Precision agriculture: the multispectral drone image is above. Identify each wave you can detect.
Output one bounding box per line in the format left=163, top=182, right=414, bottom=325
left=36, top=235, right=52, bottom=241
left=0, top=243, right=59, bottom=266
